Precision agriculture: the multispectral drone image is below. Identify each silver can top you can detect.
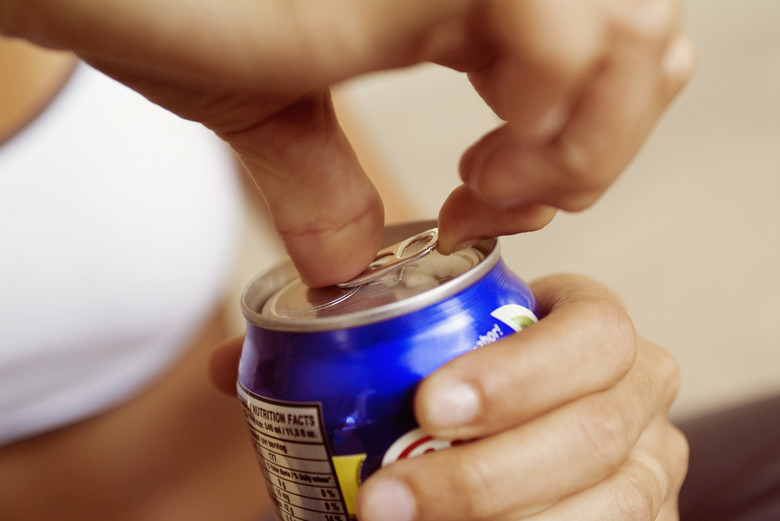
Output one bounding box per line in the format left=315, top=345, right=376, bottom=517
left=241, top=221, right=499, bottom=331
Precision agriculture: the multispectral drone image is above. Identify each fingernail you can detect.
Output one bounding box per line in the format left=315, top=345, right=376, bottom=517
left=360, top=479, right=416, bottom=521
left=424, top=378, right=480, bottom=429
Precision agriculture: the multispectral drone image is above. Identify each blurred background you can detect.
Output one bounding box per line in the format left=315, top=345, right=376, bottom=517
left=233, top=0, right=780, bottom=419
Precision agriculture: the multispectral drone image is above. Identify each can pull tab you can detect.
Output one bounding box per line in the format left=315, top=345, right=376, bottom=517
left=337, top=228, right=439, bottom=289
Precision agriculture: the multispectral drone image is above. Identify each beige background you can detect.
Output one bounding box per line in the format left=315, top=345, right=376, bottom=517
left=235, top=0, right=780, bottom=419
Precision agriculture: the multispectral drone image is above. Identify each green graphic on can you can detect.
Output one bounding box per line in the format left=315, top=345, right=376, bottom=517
left=491, top=304, right=538, bottom=332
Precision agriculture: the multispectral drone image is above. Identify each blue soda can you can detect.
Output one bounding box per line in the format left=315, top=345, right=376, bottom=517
left=237, top=220, right=537, bottom=521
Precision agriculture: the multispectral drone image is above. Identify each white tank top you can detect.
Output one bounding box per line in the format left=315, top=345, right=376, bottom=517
left=0, top=63, right=243, bottom=445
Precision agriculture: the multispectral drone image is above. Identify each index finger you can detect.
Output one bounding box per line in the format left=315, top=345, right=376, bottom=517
left=224, top=91, right=386, bottom=287
left=414, top=274, right=639, bottom=439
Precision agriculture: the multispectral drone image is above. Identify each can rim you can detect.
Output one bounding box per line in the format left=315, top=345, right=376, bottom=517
left=240, top=220, right=500, bottom=332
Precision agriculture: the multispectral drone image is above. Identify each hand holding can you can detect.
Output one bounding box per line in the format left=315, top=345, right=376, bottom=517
left=358, top=275, right=686, bottom=521
left=211, top=269, right=686, bottom=521
left=237, top=221, right=537, bottom=520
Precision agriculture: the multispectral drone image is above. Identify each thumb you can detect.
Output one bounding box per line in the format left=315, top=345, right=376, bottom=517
left=224, top=91, right=384, bottom=288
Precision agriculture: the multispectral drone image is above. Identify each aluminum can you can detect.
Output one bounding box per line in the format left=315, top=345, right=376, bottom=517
left=238, top=220, right=537, bottom=521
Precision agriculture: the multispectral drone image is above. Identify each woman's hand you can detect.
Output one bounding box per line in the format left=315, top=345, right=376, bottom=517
left=435, top=0, right=695, bottom=254
left=210, top=274, right=687, bottom=520
left=1, top=0, right=693, bottom=286
left=358, top=274, right=687, bottom=521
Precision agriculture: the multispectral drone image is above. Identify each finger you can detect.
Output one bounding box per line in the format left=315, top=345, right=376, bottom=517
left=525, top=21, right=694, bottom=212
left=437, top=185, right=558, bottom=254
left=208, top=336, right=244, bottom=396
left=415, top=274, right=637, bottom=439
left=359, top=337, right=680, bottom=521
left=224, top=90, right=386, bottom=287
left=524, top=418, right=689, bottom=521
left=465, top=0, right=605, bottom=140
left=459, top=1, right=695, bottom=217
left=67, top=66, right=384, bottom=288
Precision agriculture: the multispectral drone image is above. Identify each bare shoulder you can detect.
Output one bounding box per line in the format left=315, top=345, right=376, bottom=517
left=0, top=37, right=77, bottom=144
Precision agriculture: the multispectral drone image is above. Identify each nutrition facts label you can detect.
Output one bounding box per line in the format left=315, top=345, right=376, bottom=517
left=238, top=386, right=350, bottom=521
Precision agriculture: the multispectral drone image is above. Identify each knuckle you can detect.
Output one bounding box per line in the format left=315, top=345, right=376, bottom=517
left=600, top=301, right=639, bottom=364
left=610, top=477, right=659, bottom=521
left=658, top=350, right=681, bottom=395
left=667, top=424, right=691, bottom=489
left=404, top=447, right=500, bottom=520
left=380, top=451, right=498, bottom=521
left=550, top=135, right=616, bottom=210
left=554, top=136, right=599, bottom=189
left=446, top=453, right=500, bottom=518
left=579, top=297, right=639, bottom=375
left=616, top=0, right=678, bottom=48
left=646, top=342, right=682, bottom=404
left=606, top=422, right=689, bottom=521
left=576, top=399, right=633, bottom=464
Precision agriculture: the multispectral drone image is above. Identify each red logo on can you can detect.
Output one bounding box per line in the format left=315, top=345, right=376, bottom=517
left=382, top=428, right=468, bottom=467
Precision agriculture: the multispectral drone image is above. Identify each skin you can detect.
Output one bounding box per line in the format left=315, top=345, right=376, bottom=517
left=0, top=308, right=272, bottom=521
left=1, top=1, right=694, bottom=518
left=0, top=0, right=694, bottom=286
left=211, top=275, right=688, bottom=521
left=0, top=39, right=273, bottom=520
left=0, top=38, right=76, bottom=143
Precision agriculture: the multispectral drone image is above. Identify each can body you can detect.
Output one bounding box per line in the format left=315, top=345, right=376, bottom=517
left=238, top=221, right=537, bottom=521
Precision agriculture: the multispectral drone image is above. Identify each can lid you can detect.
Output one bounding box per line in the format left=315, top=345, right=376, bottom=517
left=256, top=227, right=490, bottom=326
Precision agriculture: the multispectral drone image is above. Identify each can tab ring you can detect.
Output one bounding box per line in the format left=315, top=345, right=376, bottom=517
left=337, top=228, right=439, bottom=289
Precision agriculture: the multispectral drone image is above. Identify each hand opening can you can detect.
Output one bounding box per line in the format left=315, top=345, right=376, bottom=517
left=237, top=220, right=537, bottom=521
